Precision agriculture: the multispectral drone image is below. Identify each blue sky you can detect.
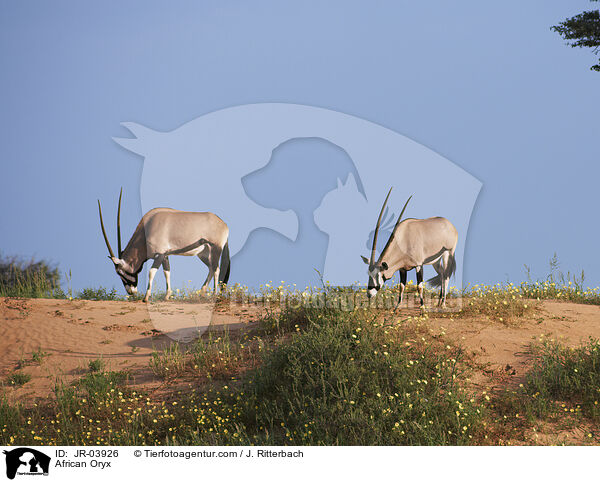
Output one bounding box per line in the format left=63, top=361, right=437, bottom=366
left=0, top=1, right=598, bottom=292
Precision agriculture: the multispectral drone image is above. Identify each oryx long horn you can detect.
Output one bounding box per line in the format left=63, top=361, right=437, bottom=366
left=117, top=187, right=123, bottom=258
left=391, top=195, right=412, bottom=234
left=381, top=195, right=413, bottom=256
left=98, top=200, right=116, bottom=259
left=370, top=187, right=393, bottom=265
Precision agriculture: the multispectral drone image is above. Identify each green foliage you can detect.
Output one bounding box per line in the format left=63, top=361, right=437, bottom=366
left=518, top=255, right=600, bottom=305
left=191, top=328, right=249, bottom=380
left=17, top=348, right=50, bottom=368
left=255, top=305, right=314, bottom=336
left=88, top=358, right=106, bottom=373
left=552, top=1, right=600, bottom=71
left=232, top=308, right=484, bottom=445
left=149, top=344, right=186, bottom=379
left=526, top=339, right=600, bottom=420
left=0, top=253, right=63, bottom=298
left=492, top=338, right=600, bottom=439
left=76, top=370, right=129, bottom=401
left=77, top=286, right=120, bottom=301
left=7, top=372, right=31, bottom=387
left=460, top=283, right=536, bottom=324
left=31, top=348, right=49, bottom=365
left=0, top=397, right=23, bottom=442
left=0, top=308, right=488, bottom=446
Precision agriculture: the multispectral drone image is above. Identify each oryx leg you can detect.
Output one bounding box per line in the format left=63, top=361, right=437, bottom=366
left=439, top=251, right=451, bottom=308
left=416, top=265, right=425, bottom=308
left=431, top=259, right=445, bottom=307
left=144, top=255, right=164, bottom=303
left=394, top=269, right=407, bottom=312
left=162, top=256, right=172, bottom=300
left=198, top=245, right=215, bottom=293
left=211, top=247, right=222, bottom=294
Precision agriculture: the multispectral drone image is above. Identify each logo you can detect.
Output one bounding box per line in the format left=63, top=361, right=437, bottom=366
left=3, top=448, right=51, bottom=480
left=113, top=103, right=481, bottom=339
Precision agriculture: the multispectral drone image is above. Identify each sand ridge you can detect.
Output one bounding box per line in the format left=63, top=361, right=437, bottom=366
left=0, top=297, right=263, bottom=401
left=1, top=297, right=599, bottom=404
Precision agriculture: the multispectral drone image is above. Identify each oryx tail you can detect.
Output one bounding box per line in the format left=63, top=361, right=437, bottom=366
left=219, top=241, right=230, bottom=285
left=427, top=249, right=456, bottom=287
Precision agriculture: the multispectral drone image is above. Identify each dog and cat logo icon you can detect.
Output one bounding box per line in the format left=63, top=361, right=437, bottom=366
left=3, top=448, right=50, bottom=479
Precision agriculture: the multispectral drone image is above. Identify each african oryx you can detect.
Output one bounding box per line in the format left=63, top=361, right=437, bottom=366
left=361, top=188, right=457, bottom=309
left=98, top=189, right=230, bottom=302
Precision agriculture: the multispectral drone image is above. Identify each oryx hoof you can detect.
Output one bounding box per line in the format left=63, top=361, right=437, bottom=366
left=165, top=291, right=172, bottom=301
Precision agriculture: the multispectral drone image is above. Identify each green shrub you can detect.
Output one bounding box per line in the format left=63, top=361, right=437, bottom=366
left=525, top=339, right=600, bottom=420
left=7, top=372, right=31, bottom=387
left=149, top=344, right=186, bottom=379
left=0, top=253, right=62, bottom=298
left=77, top=287, right=120, bottom=301
left=88, top=359, right=106, bottom=373
left=77, top=370, right=129, bottom=401
left=191, top=329, right=246, bottom=380
left=229, top=308, right=484, bottom=445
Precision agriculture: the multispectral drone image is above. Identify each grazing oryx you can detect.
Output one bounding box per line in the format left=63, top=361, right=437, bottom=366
left=98, top=189, right=230, bottom=302
left=361, top=188, right=457, bottom=309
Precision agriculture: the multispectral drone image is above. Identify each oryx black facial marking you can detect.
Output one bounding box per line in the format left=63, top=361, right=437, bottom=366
left=112, top=257, right=144, bottom=295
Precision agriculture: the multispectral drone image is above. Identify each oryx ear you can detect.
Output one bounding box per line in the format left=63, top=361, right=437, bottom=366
left=381, top=262, right=389, bottom=271
left=111, top=257, right=124, bottom=267
left=361, top=255, right=369, bottom=265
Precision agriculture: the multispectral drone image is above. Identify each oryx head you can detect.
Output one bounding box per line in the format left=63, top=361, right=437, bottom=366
left=98, top=189, right=138, bottom=295
left=361, top=188, right=411, bottom=298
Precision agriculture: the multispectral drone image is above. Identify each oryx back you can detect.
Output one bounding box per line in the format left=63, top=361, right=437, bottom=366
left=385, top=217, right=457, bottom=268
left=141, top=208, right=229, bottom=256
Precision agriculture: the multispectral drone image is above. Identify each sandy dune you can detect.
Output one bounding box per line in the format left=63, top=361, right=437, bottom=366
left=0, top=297, right=263, bottom=402
left=1, top=297, right=599, bottom=405
left=426, top=300, right=600, bottom=388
